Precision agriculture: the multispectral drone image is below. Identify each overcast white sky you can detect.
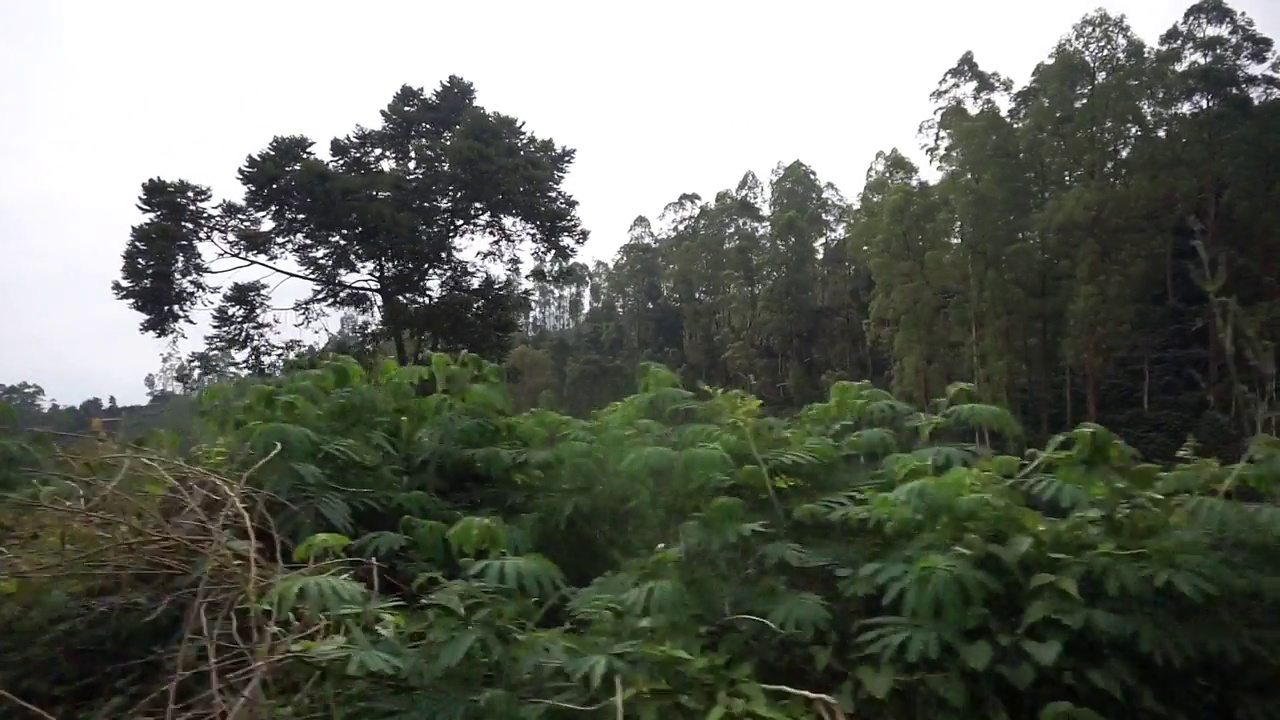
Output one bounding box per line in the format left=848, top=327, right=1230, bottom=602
left=2, top=0, right=1276, bottom=405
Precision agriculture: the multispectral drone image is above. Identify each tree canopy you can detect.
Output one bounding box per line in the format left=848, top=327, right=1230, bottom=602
left=107, top=6, right=1280, bottom=464
left=508, top=1, right=1280, bottom=461
left=113, top=76, right=588, bottom=370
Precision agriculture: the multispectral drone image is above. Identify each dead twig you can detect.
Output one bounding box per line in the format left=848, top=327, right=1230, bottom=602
left=0, top=689, right=58, bottom=720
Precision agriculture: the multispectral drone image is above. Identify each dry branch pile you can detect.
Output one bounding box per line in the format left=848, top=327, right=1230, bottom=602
left=0, top=441, right=314, bottom=720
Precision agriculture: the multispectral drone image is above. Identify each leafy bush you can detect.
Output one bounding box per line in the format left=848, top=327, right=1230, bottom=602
left=3, top=354, right=1279, bottom=719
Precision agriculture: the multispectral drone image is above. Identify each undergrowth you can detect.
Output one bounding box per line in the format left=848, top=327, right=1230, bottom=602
left=2, top=354, right=1279, bottom=720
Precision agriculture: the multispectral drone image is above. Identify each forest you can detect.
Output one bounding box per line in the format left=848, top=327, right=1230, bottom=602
left=2, top=1, right=1280, bottom=718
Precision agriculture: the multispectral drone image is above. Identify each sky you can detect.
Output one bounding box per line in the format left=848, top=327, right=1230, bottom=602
left=2, top=0, right=1277, bottom=406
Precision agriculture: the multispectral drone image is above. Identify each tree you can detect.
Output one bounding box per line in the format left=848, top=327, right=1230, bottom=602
left=505, top=344, right=555, bottom=411
left=509, top=0, right=1279, bottom=460
left=114, top=77, right=588, bottom=366
left=858, top=149, right=955, bottom=405
left=205, top=280, right=294, bottom=376
left=142, top=340, right=227, bottom=399
left=0, top=382, right=47, bottom=429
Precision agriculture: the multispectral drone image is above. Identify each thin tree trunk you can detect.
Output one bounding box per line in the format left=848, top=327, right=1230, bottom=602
left=1143, top=353, right=1150, bottom=412
left=1065, top=370, right=1073, bottom=430
left=1085, top=334, right=1099, bottom=423
left=392, top=331, right=409, bottom=367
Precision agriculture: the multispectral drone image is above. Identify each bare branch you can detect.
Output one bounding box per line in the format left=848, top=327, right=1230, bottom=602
left=759, top=684, right=845, bottom=720
left=0, top=690, right=58, bottom=720
left=208, top=238, right=375, bottom=296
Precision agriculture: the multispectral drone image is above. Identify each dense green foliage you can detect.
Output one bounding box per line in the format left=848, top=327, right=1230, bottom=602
left=5, top=2, right=1280, bottom=719
left=112, top=75, right=586, bottom=373
left=504, top=1, right=1280, bottom=462
left=102, top=1, right=1280, bottom=462
left=100, top=1, right=1280, bottom=462
left=3, top=353, right=1280, bottom=719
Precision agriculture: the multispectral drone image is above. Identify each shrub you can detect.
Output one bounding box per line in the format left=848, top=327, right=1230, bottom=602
left=3, top=355, right=1279, bottom=719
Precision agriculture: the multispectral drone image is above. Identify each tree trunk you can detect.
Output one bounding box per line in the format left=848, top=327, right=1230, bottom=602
left=380, top=294, right=411, bottom=366
left=1143, top=353, right=1150, bottom=412
left=1085, top=335, right=1099, bottom=423
left=1065, top=370, right=1073, bottom=430
left=392, top=333, right=409, bottom=367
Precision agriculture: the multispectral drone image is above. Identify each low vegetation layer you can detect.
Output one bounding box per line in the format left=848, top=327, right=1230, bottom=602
left=3, top=354, right=1279, bottom=720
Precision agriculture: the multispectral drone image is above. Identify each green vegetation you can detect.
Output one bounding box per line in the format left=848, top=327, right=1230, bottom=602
left=4, top=355, right=1280, bottom=719
left=4, top=1, right=1280, bottom=718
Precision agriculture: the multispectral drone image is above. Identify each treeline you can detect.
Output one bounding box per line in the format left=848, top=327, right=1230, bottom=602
left=7, top=1, right=1276, bottom=464
left=511, top=1, right=1280, bottom=460
left=0, top=379, right=195, bottom=447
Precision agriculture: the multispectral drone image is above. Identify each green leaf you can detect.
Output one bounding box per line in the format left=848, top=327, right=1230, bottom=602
left=1054, top=576, right=1081, bottom=600
left=433, top=630, right=480, bottom=672
left=1021, top=638, right=1063, bottom=667
left=1029, top=573, right=1056, bottom=589
left=353, top=530, right=409, bottom=558
left=447, top=516, right=509, bottom=555
left=766, top=591, right=832, bottom=635
left=1004, top=535, right=1034, bottom=561
left=566, top=655, right=611, bottom=691
left=960, top=640, right=995, bottom=671
left=998, top=661, right=1036, bottom=689
left=925, top=673, right=968, bottom=709
left=468, top=554, right=565, bottom=596
left=856, top=664, right=896, bottom=699
left=425, top=589, right=466, bottom=616
left=269, top=574, right=367, bottom=615
left=1040, top=701, right=1107, bottom=720
left=811, top=645, right=833, bottom=671
left=1021, top=599, right=1056, bottom=629
left=293, top=532, right=353, bottom=562
left=988, top=454, right=1023, bottom=476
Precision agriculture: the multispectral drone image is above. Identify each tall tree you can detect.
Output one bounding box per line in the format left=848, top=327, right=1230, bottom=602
left=205, top=280, right=295, bottom=376
left=114, top=77, right=588, bottom=366
left=857, top=150, right=955, bottom=405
